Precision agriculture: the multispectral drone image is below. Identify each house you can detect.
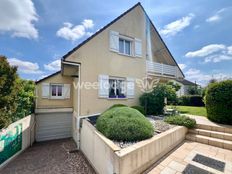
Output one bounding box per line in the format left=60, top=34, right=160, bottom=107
left=171, top=79, right=197, bottom=97
left=35, top=3, right=184, bottom=147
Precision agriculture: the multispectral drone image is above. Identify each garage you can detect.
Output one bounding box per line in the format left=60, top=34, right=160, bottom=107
left=35, top=112, right=72, bottom=142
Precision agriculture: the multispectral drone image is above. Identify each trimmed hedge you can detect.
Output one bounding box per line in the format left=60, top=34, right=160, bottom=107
left=131, top=106, right=146, bottom=115
left=164, top=115, right=196, bottom=128
left=178, top=95, right=204, bottom=106
left=205, top=80, right=232, bottom=124
left=96, top=107, right=154, bottom=141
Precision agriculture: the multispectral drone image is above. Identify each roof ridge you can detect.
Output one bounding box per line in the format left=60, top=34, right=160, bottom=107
left=62, top=2, right=141, bottom=59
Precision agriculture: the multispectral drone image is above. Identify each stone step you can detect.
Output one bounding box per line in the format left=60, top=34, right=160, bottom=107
left=186, top=133, right=232, bottom=150
left=189, top=129, right=232, bottom=141
left=196, top=123, right=232, bottom=134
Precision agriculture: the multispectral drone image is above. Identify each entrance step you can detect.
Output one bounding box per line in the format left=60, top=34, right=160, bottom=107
left=189, top=128, right=232, bottom=141
left=196, top=123, right=232, bottom=134
left=186, top=133, right=232, bottom=150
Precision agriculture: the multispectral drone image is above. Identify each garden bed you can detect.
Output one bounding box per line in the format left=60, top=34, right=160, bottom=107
left=113, top=116, right=175, bottom=148
left=80, top=118, right=187, bottom=174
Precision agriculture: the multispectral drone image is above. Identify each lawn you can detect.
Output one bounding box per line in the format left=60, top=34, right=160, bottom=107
left=167, top=105, right=207, bottom=117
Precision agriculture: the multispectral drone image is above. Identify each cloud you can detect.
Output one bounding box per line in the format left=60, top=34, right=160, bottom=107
left=185, top=68, right=231, bottom=86
left=8, top=58, right=43, bottom=74
left=185, top=44, right=232, bottom=63
left=185, top=44, right=226, bottom=58
left=44, top=59, right=61, bottom=71
left=206, top=8, right=227, bottom=23
left=178, top=63, right=187, bottom=70
left=159, top=13, right=195, bottom=37
left=0, top=0, right=38, bottom=39
left=82, top=19, right=94, bottom=29
left=56, top=19, right=94, bottom=41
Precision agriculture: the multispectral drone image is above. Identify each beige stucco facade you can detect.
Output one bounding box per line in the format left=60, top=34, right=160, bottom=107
left=36, top=73, right=73, bottom=109
left=35, top=4, right=183, bottom=116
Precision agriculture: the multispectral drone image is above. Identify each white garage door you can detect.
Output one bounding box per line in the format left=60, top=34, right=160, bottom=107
left=36, top=112, right=72, bottom=142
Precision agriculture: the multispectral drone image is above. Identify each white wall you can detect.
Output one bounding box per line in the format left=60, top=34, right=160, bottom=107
left=0, top=115, right=35, bottom=169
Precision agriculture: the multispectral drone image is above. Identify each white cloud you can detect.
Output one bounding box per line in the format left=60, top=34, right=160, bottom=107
left=0, top=0, right=38, bottom=39
left=44, top=59, right=61, bottom=71
left=56, top=19, right=94, bottom=41
left=178, top=63, right=187, bottom=70
left=185, top=44, right=226, bottom=58
left=8, top=58, right=43, bottom=74
left=185, top=44, right=232, bottom=63
left=160, top=13, right=195, bottom=37
left=82, top=19, right=94, bottom=29
left=206, top=8, right=227, bottom=23
left=185, top=68, right=231, bottom=86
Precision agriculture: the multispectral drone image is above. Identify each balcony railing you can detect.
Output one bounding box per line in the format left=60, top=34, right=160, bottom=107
left=146, top=60, right=179, bottom=77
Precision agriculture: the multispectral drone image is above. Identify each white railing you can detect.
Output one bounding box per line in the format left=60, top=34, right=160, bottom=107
left=146, top=60, right=178, bottom=77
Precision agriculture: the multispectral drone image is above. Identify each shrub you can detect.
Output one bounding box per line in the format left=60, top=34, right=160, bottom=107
left=178, top=95, right=204, bottom=106
left=96, top=107, right=154, bottom=141
left=131, top=106, right=146, bottom=115
left=205, top=80, right=232, bottom=124
left=140, top=84, right=177, bottom=115
left=108, top=104, right=128, bottom=110
left=164, top=115, right=196, bottom=128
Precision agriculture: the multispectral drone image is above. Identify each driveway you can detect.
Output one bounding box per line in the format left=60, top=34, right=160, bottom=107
left=1, top=138, right=96, bottom=174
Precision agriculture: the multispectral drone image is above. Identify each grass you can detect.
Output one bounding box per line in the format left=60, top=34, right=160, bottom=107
left=167, top=105, right=207, bottom=117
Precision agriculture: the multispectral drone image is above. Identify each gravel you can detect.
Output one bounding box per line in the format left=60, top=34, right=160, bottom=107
left=114, top=116, right=176, bottom=149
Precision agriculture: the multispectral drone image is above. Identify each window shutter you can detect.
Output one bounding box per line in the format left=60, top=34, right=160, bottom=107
left=42, top=83, right=50, bottom=98
left=63, top=84, right=71, bottom=99
left=127, top=77, right=135, bottom=98
left=109, top=31, right=119, bottom=52
left=98, top=75, right=109, bottom=98
left=135, top=38, right=142, bottom=57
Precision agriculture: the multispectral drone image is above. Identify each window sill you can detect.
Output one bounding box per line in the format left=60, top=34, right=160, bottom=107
left=107, top=97, right=128, bottom=100
left=118, top=52, right=135, bottom=58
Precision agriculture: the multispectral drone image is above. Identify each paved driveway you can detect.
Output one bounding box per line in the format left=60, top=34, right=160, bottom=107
left=1, top=138, right=96, bottom=174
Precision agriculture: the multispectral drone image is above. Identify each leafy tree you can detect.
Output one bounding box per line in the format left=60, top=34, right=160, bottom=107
left=0, top=56, right=19, bottom=128
left=187, top=85, right=202, bottom=95
left=167, top=81, right=181, bottom=92
left=14, top=79, right=35, bottom=121
left=0, top=56, right=35, bottom=129
left=140, top=84, right=177, bottom=115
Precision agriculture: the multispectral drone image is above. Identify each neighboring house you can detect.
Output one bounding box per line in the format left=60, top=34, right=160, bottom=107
left=171, top=79, right=197, bottom=97
left=35, top=3, right=184, bottom=146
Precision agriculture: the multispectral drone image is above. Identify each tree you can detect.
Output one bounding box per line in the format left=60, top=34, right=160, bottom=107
left=167, top=81, right=181, bottom=92
left=14, top=79, right=35, bottom=121
left=0, top=56, right=19, bottom=128
left=140, top=84, right=177, bottom=115
left=187, top=85, right=202, bottom=95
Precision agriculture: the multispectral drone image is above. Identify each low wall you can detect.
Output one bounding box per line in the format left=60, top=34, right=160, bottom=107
left=80, top=119, right=187, bottom=174
left=0, top=114, right=35, bottom=169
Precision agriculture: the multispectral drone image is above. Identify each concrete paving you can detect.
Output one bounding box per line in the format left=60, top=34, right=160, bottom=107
left=0, top=138, right=96, bottom=174
left=145, top=141, right=232, bottom=174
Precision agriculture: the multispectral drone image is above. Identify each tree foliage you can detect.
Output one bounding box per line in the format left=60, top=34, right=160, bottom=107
left=0, top=56, right=35, bottom=129
left=140, top=84, right=177, bottom=115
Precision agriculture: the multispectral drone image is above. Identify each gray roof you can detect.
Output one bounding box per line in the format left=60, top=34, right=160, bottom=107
left=176, top=79, right=196, bottom=86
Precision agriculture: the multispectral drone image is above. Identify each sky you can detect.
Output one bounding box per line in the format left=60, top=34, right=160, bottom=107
left=0, top=0, right=232, bottom=86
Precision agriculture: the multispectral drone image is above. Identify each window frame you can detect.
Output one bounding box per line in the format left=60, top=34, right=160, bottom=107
left=118, top=37, right=132, bottom=56
left=108, top=77, right=126, bottom=99
left=50, top=83, right=64, bottom=99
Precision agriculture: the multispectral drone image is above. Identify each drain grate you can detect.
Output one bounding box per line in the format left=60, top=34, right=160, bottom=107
left=183, top=164, right=214, bottom=174
left=192, top=154, right=225, bottom=172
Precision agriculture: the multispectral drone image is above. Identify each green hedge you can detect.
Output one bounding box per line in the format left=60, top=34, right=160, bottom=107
left=164, top=115, right=196, bottom=128
left=205, top=80, right=232, bottom=124
left=131, top=106, right=146, bottom=115
left=178, top=95, right=204, bottom=106
left=96, top=107, right=154, bottom=141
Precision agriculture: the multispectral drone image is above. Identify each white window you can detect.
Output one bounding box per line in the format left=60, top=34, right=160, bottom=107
left=51, top=84, right=63, bottom=99
left=109, top=77, right=126, bottom=98
left=119, top=38, right=132, bottom=56
left=42, top=83, right=70, bottom=99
